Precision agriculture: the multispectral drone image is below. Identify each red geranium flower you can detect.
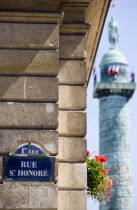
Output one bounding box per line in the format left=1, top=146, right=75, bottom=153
left=94, top=155, right=108, bottom=164
left=86, top=151, right=90, bottom=156
left=102, top=169, right=109, bottom=175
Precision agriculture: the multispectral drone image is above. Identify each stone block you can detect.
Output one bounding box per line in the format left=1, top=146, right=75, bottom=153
left=0, top=156, right=3, bottom=182
left=30, top=183, right=57, bottom=209
left=59, top=111, right=86, bottom=137
left=59, top=86, right=86, bottom=110
left=60, top=35, right=86, bottom=59
left=0, top=49, right=58, bottom=75
left=0, top=181, right=57, bottom=209
left=0, top=130, right=58, bottom=155
left=63, top=11, right=85, bottom=23
left=58, top=163, right=87, bottom=189
left=0, top=0, right=58, bottom=12
left=0, top=23, right=58, bottom=49
left=58, top=137, right=86, bottom=162
left=58, top=190, right=87, bottom=210
left=0, top=103, right=58, bottom=128
left=59, top=60, right=86, bottom=85
left=0, top=76, right=58, bottom=101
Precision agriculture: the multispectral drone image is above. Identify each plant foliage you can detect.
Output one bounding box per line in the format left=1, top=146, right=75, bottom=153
left=86, top=151, right=114, bottom=204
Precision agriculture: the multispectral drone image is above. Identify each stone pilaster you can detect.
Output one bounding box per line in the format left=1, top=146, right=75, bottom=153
left=58, top=1, right=89, bottom=208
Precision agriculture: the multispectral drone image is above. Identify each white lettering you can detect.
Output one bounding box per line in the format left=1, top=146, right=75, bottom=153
left=18, top=170, right=21, bottom=176
left=44, top=170, right=48, bottom=176
left=21, top=148, right=27, bottom=154
left=24, top=170, right=28, bottom=176
left=33, top=170, right=37, bottom=176
left=32, top=161, right=37, bottom=168
left=21, top=147, right=40, bottom=155
left=38, top=170, right=43, bottom=176
left=21, top=161, right=26, bottom=168
left=26, top=161, right=31, bottom=168
left=21, top=161, right=38, bottom=168
left=18, top=170, right=24, bottom=176
left=17, top=170, right=49, bottom=177
left=9, top=170, right=16, bottom=176
left=28, top=170, right=33, bottom=176
left=28, top=149, right=32, bottom=155
left=36, top=150, right=39, bottom=154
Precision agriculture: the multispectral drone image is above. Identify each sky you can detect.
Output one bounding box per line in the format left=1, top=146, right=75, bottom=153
left=87, top=0, right=137, bottom=209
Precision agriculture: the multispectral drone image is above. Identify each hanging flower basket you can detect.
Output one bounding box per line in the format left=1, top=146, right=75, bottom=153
left=86, top=151, right=114, bottom=204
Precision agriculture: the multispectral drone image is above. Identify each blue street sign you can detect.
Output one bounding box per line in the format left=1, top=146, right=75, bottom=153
left=4, top=156, right=54, bottom=181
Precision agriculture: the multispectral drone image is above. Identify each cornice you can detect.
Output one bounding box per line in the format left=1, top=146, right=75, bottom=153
left=0, top=12, right=64, bottom=24
left=60, top=23, right=90, bottom=34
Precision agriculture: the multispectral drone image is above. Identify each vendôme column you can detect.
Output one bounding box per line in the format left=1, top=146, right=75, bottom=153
left=93, top=17, right=135, bottom=209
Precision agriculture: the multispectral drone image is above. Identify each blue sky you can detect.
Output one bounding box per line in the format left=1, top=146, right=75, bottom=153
left=87, top=0, right=137, bottom=209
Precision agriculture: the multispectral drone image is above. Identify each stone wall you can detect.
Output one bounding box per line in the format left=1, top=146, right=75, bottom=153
left=0, top=7, right=62, bottom=209
left=0, top=1, right=88, bottom=209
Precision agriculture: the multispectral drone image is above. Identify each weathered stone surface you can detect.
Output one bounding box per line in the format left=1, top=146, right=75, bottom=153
left=100, top=107, right=130, bottom=124
left=100, top=206, right=133, bottom=210
left=100, top=197, right=133, bottom=209
left=100, top=95, right=128, bottom=110
left=0, top=76, right=58, bottom=101
left=110, top=185, right=133, bottom=197
left=0, top=23, right=58, bottom=49
left=99, top=96, right=129, bottom=123
left=0, top=156, right=3, bottom=182
left=100, top=118, right=130, bottom=134
left=30, top=183, right=57, bottom=209
left=58, top=137, right=86, bottom=162
left=60, top=35, right=86, bottom=59
left=110, top=174, right=133, bottom=186
left=100, top=207, right=133, bottom=210
left=58, top=163, right=86, bottom=189
left=0, top=50, right=58, bottom=75
left=58, top=190, right=87, bottom=210
left=59, top=111, right=86, bottom=137
left=63, top=12, right=85, bottom=23
left=100, top=141, right=131, bottom=154
left=101, top=152, right=132, bottom=163
left=100, top=128, right=130, bottom=143
left=0, top=103, right=57, bottom=128
left=107, top=162, right=132, bottom=175
left=99, top=94, right=134, bottom=208
left=59, top=60, right=86, bottom=85
left=59, top=86, right=86, bottom=110
left=0, top=0, right=58, bottom=12
left=0, top=181, right=57, bottom=209
left=0, top=130, right=58, bottom=155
